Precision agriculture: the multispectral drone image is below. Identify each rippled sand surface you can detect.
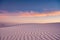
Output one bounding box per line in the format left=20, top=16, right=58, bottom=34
left=0, top=23, right=60, bottom=40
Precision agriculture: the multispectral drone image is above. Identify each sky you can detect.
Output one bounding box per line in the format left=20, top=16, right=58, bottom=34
left=0, top=0, right=60, bottom=23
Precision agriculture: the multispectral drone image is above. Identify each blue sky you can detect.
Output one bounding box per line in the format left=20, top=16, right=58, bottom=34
left=0, top=0, right=60, bottom=12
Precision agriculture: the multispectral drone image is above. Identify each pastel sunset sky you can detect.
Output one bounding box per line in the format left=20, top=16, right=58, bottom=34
left=0, top=0, right=60, bottom=23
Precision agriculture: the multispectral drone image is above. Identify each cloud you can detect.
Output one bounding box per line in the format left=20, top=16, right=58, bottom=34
left=0, top=10, right=60, bottom=17
left=0, top=10, right=60, bottom=23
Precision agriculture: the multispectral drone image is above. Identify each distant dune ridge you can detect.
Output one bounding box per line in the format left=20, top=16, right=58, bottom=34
left=0, top=23, right=60, bottom=40
left=0, top=22, right=60, bottom=27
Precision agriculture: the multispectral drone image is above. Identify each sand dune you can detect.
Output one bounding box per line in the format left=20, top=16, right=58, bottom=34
left=0, top=23, right=60, bottom=40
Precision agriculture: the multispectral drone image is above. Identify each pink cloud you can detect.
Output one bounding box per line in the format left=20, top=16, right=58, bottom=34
left=0, top=10, right=60, bottom=17
left=0, top=10, right=60, bottom=23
